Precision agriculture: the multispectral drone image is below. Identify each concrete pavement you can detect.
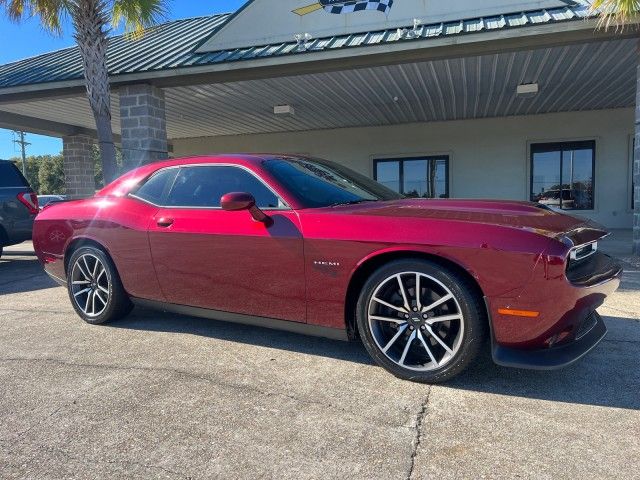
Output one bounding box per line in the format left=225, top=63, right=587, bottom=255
left=0, top=242, right=639, bottom=479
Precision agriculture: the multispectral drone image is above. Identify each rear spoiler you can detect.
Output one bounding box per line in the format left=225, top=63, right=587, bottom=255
left=41, top=198, right=74, bottom=211
left=557, top=222, right=610, bottom=251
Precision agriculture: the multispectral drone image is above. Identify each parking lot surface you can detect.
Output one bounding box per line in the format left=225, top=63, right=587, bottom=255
left=1, top=242, right=639, bottom=479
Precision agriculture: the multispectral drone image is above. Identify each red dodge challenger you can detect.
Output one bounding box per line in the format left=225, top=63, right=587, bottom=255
left=33, top=155, right=622, bottom=383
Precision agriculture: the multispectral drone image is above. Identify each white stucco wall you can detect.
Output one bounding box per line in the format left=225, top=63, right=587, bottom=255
left=172, top=108, right=635, bottom=228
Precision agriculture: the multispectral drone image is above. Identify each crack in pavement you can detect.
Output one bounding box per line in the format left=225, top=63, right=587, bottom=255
left=103, top=457, right=189, bottom=479
left=10, top=443, right=190, bottom=479
left=406, top=387, right=430, bottom=480
left=602, top=339, right=640, bottom=344
left=0, top=308, right=70, bottom=315
left=0, top=356, right=406, bottom=430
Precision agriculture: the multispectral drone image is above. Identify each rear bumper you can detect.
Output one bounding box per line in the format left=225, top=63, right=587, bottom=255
left=45, top=269, right=67, bottom=287
left=492, top=311, right=607, bottom=370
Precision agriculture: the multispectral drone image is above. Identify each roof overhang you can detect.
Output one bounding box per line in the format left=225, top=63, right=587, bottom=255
left=0, top=36, right=635, bottom=140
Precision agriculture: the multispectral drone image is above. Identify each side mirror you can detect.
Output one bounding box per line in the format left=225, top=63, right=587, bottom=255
left=220, top=192, right=272, bottom=225
left=221, top=191, right=255, bottom=211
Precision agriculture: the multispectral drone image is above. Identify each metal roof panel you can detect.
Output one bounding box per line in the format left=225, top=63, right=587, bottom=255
left=0, top=1, right=600, bottom=90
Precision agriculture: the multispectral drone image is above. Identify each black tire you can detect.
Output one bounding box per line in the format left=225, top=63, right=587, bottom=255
left=356, top=259, right=487, bottom=383
left=0, top=245, right=3, bottom=259
left=67, top=245, right=133, bottom=325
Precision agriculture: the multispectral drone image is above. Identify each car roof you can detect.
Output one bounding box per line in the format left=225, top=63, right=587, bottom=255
left=142, top=153, right=301, bottom=170
left=97, top=154, right=308, bottom=199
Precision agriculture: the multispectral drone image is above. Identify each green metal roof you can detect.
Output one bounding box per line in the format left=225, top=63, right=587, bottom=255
left=0, top=2, right=597, bottom=90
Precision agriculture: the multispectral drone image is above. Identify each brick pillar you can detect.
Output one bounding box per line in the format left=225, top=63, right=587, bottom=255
left=119, top=84, right=168, bottom=172
left=634, top=49, right=640, bottom=257
left=63, top=134, right=95, bottom=199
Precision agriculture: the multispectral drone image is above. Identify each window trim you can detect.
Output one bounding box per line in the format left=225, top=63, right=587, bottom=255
left=129, top=166, right=178, bottom=206
left=529, top=140, right=596, bottom=212
left=373, top=155, right=450, bottom=198
left=129, top=163, right=291, bottom=210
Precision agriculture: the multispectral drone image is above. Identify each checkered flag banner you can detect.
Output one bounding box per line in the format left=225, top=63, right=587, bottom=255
left=322, top=0, right=394, bottom=14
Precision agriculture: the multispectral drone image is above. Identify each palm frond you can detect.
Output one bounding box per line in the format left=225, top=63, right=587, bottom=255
left=112, top=0, right=167, bottom=39
left=590, top=0, right=640, bottom=30
left=0, top=0, right=67, bottom=34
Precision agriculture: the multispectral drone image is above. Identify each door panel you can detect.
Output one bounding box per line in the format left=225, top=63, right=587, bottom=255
left=148, top=208, right=306, bottom=322
left=91, top=197, right=164, bottom=301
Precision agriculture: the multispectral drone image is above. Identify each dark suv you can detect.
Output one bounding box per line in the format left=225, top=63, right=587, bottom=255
left=0, top=160, right=38, bottom=258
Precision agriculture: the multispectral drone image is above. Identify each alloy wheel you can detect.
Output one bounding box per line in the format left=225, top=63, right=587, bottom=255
left=70, top=253, right=110, bottom=318
left=367, top=272, right=464, bottom=371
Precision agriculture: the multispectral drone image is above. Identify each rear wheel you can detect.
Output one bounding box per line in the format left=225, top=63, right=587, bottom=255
left=356, top=259, right=487, bottom=383
left=67, top=246, right=133, bottom=324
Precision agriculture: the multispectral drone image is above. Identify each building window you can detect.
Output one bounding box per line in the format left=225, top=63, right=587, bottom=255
left=374, top=156, right=449, bottom=198
left=530, top=141, right=595, bottom=210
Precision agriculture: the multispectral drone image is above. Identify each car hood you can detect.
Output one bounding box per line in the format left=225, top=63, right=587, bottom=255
left=324, top=199, right=607, bottom=242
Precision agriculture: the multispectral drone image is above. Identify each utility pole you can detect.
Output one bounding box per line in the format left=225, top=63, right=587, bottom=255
left=12, top=131, right=30, bottom=175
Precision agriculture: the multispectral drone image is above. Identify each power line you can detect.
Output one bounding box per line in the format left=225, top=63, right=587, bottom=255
left=12, top=131, right=30, bottom=174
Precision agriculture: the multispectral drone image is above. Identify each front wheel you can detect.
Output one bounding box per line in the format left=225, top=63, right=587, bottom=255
left=356, top=259, right=487, bottom=383
left=67, top=246, right=133, bottom=324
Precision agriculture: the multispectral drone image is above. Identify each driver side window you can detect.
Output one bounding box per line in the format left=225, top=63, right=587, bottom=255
left=165, top=165, right=282, bottom=209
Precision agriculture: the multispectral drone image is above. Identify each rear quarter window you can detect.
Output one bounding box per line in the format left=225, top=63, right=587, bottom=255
left=132, top=168, right=178, bottom=205
left=0, top=162, right=29, bottom=188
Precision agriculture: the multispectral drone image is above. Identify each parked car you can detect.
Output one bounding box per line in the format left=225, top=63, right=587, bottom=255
left=0, top=160, right=38, bottom=258
left=32, top=155, right=621, bottom=383
left=537, top=189, right=576, bottom=209
left=37, top=194, right=67, bottom=210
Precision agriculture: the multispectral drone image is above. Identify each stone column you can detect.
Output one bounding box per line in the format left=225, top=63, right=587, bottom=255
left=62, top=134, right=95, bottom=199
left=119, top=84, right=168, bottom=171
left=635, top=50, right=640, bottom=257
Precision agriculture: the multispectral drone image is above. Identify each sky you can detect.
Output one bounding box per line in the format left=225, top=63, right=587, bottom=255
left=0, top=0, right=245, bottom=160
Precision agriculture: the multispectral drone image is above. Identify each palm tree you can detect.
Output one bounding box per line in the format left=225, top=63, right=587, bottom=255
left=589, top=0, right=639, bottom=29
left=1, top=0, right=167, bottom=183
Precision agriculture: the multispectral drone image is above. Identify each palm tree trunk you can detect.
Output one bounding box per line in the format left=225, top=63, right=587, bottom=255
left=71, top=0, right=118, bottom=184
left=634, top=40, right=640, bottom=256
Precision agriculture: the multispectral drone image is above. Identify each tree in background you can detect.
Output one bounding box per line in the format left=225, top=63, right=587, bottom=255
left=92, top=144, right=122, bottom=188
left=20, top=156, right=41, bottom=192
left=11, top=149, right=120, bottom=193
left=1, top=0, right=167, bottom=184
left=38, top=155, right=66, bottom=194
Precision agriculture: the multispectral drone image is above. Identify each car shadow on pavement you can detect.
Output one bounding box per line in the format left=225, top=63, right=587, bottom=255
left=0, top=257, right=58, bottom=295
left=112, top=308, right=639, bottom=410
left=447, top=315, right=640, bottom=410
left=110, top=306, right=374, bottom=365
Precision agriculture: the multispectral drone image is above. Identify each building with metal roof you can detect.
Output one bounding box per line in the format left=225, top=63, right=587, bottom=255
left=0, top=0, right=638, bottom=252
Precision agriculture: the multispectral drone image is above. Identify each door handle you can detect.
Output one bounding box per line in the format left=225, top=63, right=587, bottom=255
left=157, top=217, right=174, bottom=228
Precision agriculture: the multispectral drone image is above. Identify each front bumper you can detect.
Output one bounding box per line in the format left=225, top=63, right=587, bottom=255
left=492, top=311, right=607, bottom=370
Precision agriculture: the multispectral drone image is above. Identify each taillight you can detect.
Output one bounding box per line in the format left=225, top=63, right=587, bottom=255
left=17, top=192, right=39, bottom=214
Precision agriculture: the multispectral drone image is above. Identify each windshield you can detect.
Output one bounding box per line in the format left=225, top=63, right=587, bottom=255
left=263, top=157, right=403, bottom=208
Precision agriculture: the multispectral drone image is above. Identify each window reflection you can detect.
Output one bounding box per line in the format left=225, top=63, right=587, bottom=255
left=531, top=141, right=595, bottom=210
left=375, top=157, right=449, bottom=199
